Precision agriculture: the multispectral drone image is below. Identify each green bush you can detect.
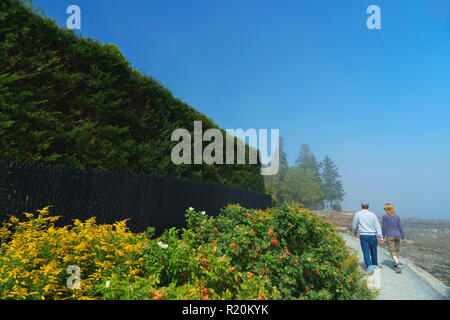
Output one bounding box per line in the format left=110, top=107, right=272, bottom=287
left=0, top=204, right=376, bottom=300
left=95, top=204, right=376, bottom=300
left=96, top=227, right=280, bottom=300
left=183, top=203, right=376, bottom=300
left=0, top=0, right=264, bottom=192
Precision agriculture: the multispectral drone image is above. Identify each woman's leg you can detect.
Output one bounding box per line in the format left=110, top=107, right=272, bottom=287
left=392, top=255, right=400, bottom=265
left=386, top=237, right=400, bottom=264
left=393, top=237, right=401, bottom=264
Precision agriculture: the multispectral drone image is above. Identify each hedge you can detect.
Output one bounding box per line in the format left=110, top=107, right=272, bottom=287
left=0, top=0, right=264, bottom=192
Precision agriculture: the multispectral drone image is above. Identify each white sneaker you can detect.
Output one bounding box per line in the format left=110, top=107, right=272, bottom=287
left=366, top=266, right=375, bottom=274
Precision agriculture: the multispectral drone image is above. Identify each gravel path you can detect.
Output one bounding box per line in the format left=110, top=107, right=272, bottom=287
left=340, top=233, right=448, bottom=300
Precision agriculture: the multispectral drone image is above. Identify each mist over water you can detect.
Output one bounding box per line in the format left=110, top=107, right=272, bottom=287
left=337, top=151, right=450, bottom=221
left=284, top=142, right=450, bottom=221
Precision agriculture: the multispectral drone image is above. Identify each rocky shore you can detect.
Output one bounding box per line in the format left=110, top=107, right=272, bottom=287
left=320, top=212, right=450, bottom=287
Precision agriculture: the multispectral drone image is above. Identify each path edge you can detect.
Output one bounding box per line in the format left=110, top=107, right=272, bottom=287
left=401, top=256, right=450, bottom=300
left=339, top=233, right=449, bottom=300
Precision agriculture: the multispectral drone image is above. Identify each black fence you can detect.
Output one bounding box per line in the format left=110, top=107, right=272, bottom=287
left=0, top=161, right=271, bottom=235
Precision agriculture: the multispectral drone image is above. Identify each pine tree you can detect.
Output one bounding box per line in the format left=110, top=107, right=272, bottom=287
left=264, top=137, right=289, bottom=202
left=295, top=143, right=321, bottom=181
left=277, top=137, right=289, bottom=180
left=321, top=156, right=345, bottom=210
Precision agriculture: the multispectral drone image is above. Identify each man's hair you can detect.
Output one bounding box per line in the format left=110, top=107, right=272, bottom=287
left=361, top=202, right=369, bottom=209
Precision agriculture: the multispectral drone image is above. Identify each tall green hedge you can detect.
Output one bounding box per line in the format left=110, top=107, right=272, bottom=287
left=0, top=0, right=264, bottom=192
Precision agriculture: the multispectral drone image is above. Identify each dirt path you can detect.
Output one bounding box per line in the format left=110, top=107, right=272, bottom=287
left=340, top=233, right=448, bottom=300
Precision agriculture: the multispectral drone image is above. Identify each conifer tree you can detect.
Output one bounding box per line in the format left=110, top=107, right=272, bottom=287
left=295, top=143, right=321, bottom=181
left=321, top=156, right=345, bottom=210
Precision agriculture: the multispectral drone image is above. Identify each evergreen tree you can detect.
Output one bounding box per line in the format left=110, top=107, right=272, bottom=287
left=264, top=141, right=344, bottom=210
left=276, top=136, right=289, bottom=181
left=280, top=166, right=324, bottom=207
left=264, top=136, right=288, bottom=199
left=321, top=156, right=345, bottom=210
left=295, top=143, right=321, bottom=181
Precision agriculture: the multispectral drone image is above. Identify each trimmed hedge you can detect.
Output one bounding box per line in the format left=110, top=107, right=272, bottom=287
left=0, top=0, right=264, bottom=192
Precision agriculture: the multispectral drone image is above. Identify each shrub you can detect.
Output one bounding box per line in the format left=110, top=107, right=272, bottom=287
left=0, top=206, right=143, bottom=300
left=96, top=227, right=280, bottom=300
left=0, top=204, right=376, bottom=300
left=185, top=203, right=376, bottom=300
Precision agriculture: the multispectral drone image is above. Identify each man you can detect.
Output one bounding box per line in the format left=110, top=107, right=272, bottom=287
left=352, top=202, right=384, bottom=273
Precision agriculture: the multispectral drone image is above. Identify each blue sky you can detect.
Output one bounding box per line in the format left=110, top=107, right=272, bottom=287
left=34, top=0, right=450, bottom=219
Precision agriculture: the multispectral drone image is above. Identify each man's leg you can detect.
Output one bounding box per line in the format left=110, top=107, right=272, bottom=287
left=359, top=235, right=372, bottom=269
left=369, top=235, right=378, bottom=267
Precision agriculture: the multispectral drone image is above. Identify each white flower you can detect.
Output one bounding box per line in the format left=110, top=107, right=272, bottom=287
left=201, top=211, right=206, bottom=215
left=158, top=241, right=168, bottom=249
left=188, top=207, right=194, bottom=211
left=105, top=281, right=111, bottom=288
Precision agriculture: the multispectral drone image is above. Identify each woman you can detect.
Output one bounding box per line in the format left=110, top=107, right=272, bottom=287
left=382, top=204, right=406, bottom=273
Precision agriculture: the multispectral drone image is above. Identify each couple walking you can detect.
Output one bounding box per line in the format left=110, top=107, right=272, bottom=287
left=352, top=202, right=406, bottom=274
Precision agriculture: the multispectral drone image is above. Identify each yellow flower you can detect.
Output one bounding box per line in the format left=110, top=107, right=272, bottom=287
left=0, top=207, right=144, bottom=300
left=23, top=212, right=34, bottom=219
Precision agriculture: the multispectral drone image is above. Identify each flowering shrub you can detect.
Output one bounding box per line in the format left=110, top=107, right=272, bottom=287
left=0, top=204, right=376, bottom=300
left=185, top=203, right=375, bottom=300
left=0, top=207, right=143, bottom=300
left=96, top=227, right=280, bottom=300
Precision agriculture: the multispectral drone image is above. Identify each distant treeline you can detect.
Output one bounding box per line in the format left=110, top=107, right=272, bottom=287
left=265, top=141, right=345, bottom=210
left=0, top=0, right=264, bottom=192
